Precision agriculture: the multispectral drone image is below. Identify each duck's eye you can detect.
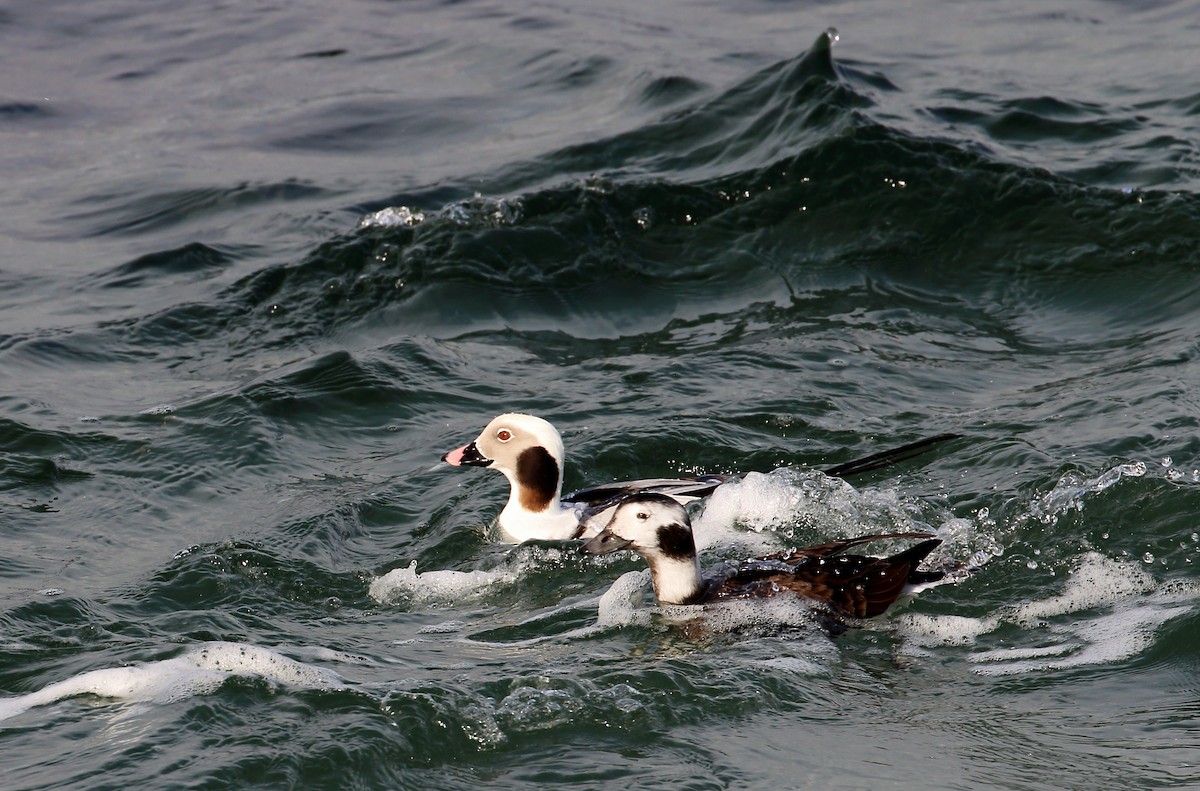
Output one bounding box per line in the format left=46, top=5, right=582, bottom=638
left=496, top=429, right=512, bottom=442
left=636, top=511, right=649, bottom=520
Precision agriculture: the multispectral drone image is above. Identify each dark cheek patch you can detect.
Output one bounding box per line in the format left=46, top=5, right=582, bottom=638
left=656, top=523, right=696, bottom=560
left=516, top=446, right=559, bottom=512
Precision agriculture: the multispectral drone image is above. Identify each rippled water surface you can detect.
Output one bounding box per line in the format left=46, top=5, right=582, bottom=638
left=4, top=0, right=1200, bottom=788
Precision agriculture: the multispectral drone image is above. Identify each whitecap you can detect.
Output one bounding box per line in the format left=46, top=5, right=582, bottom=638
left=0, top=642, right=345, bottom=724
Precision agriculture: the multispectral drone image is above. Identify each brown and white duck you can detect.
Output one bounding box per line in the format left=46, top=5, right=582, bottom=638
left=579, top=492, right=951, bottom=618
left=442, top=412, right=958, bottom=544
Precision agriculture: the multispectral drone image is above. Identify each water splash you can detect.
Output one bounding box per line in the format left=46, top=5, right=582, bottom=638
left=357, top=206, right=426, bottom=229
left=693, top=467, right=986, bottom=565
left=1026, top=461, right=1147, bottom=525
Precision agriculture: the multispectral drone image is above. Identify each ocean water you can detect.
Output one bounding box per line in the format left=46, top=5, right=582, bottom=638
left=3, top=0, right=1200, bottom=787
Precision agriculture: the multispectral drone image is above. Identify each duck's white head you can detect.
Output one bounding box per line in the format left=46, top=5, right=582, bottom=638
left=580, top=493, right=704, bottom=604
left=442, top=413, right=574, bottom=540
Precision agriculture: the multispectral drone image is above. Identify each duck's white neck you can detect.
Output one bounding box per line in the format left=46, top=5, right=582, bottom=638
left=646, top=553, right=705, bottom=605
left=494, top=443, right=577, bottom=542
left=497, top=485, right=579, bottom=543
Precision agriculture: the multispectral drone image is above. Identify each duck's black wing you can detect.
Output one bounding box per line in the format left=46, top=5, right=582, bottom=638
left=566, top=433, right=959, bottom=510
left=565, top=475, right=737, bottom=538
left=761, top=531, right=939, bottom=563
left=712, top=537, right=945, bottom=618
left=562, top=474, right=735, bottom=508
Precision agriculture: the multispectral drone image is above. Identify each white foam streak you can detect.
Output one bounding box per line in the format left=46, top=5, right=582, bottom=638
left=370, top=547, right=579, bottom=606
left=897, top=553, right=1199, bottom=675
left=369, top=561, right=519, bottom=606
left=0, top=642, right=345, bottom=724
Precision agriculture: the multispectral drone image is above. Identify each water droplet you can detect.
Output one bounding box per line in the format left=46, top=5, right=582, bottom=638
left=1027, top=560, right=1039, bottom=570
left=1143, top=552, right=1155, bottom=564
left=1161, top=457, right=1173, bottom=468
left=632, top=207, right=654, bottom=230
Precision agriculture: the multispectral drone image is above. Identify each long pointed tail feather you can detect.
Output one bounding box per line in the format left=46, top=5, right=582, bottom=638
left=822, top=433, right=962, bottom=478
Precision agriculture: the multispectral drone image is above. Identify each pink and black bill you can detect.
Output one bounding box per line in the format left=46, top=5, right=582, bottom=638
left=441, top=441, right=492, bottom=467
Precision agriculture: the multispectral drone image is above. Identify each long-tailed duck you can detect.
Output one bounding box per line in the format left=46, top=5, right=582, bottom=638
left=579, top=492, right=949, bottom=617
left=442, top=413, right=958, bottom=544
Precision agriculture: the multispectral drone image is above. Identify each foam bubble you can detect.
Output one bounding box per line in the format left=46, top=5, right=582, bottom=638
left=0, top=642, right=344, bottom=723
left=1010, top=552, right=1155, bottom=626
left=594, top=575, right=832, bottom=639
left=898, top=613, right=998, bottom=647
left=752, top=655, right=827, bottom=676
left=692, top=469, right=859, bottom=555
left=371, top=546, right=580, bottom=607
left=695, top=595, right=825, bottom=636
left=369, top=561, right=518, bottom=606
left=495, top=686, right=583, bottom=731
left=596, top=570, right=654, bottom=628
left=416, top=620, right=468, bottom=634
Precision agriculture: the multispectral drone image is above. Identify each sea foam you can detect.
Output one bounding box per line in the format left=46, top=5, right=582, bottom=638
left=369, top=560, right=519, bottom=606
left=897, top=552, right=1199, bottom=674
left=0, top=642, right=345, bottom=724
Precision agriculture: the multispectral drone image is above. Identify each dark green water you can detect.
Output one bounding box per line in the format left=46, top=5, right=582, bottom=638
left=3, top=1, right=1200, bottom=788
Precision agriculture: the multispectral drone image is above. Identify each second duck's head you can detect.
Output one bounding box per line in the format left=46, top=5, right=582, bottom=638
left=580, top=492, right=698, bottom=564
left=580, top=493, right=704, bottom=604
